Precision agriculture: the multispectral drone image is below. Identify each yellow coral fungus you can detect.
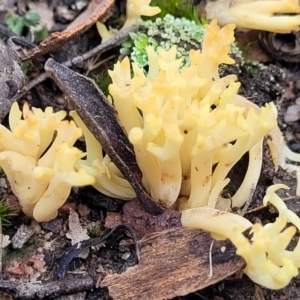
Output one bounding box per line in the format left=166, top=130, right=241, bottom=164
left=0, top=103, right=94, bottom=222
left=97, top=0, right=160, bottom=42
left=182, top=185, right=300, bottom=289
left=205, top=0, right=300, bottom=33
left=108, top=20, right=277, bottom=209
left=70, top=111, right=136, bottom=200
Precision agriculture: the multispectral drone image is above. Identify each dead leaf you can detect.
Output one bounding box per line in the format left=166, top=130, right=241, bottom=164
left=66, top=210, right=89, bottom=245
left=8, top=254, right=46, bottom=276
left=21, top=0, right=114, bottom=61
left=66, top=210, right=91, bottom=259
left=101, top=227, right=245, bottom=300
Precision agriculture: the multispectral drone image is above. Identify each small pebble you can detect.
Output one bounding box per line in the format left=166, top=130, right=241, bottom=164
left=41, top=218, right=64, bottom=234
left=44, top=232, right=53, bottom=240
left=284, top=105, right=300, bottom=122
left=104, top=212, right=122, bottom=229
left=78, top=204, right=90, bottom=218
left=295, top=97, right=300, bottom=106
left=11, top=224, right=34, bottom=249
left=0, top=178, right=7, bottom=188
left=121, top=252, right=131, bottom=260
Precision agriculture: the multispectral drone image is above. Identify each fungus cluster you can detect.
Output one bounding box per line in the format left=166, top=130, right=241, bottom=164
left=0, top=103, right=94, bottom=222
left=105, top=19, right=300, bottom=288
left=96, top=0, right=161, bottom=42
left=70, top=111, right=136, bottom=200
left=205, top=0, right=300, bottom=33
left=182, top=184, right=300, bottom=289
left=108, top=19, right=277, bottom=210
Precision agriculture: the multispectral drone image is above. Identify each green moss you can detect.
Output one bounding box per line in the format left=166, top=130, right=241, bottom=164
left=87, top=222, right=107, bottom=238
left=94, top=69, right=112, bottom=97
left=121, top=14, right=207, bottom=68
left=0, top=199, right=17, bottom=227
left=3, top=235, right=37, bottom=264
left=5, top=10, right=48, bottom=42
left=147, top=0, right=206, bottom=25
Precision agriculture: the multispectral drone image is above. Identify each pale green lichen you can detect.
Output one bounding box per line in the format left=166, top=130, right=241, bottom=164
left=120, top=14, right=247, bottom=71
left=121, top=14, right=207, bottom=68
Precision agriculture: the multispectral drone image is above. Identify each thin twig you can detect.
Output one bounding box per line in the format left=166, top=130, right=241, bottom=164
left=85, top=53, right=117, bottom=75
left=15, top=25, right=138, bottom=101
left=0, top=23, right=36, bottom=49
left=0, top=275, right=94, bottom=299
left=244, top=196, right=298, bottom=215
left=64, top=25, right=138, bottom=68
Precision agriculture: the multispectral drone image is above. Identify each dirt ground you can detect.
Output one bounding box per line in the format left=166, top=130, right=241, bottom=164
left=1, top=0, right=300, bottom=299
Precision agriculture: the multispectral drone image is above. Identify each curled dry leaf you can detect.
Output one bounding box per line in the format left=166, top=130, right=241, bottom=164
left=21, top=0, right=115, bottom=61
left=259, top=31, right=300, bottom=62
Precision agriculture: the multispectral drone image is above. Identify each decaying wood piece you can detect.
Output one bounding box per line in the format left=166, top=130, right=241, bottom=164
left=101, top=227, right=245, bottom=300
left=0, top=275, right=94, bottom=299
left=0, top=38, right=25, bottom=122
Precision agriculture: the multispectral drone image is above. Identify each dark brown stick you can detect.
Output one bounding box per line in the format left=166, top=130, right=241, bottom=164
left=44, top=58, right=164, bottom=215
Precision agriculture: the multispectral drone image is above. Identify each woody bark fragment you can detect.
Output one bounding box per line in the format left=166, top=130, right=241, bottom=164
left=101, top=227, right=244, bottom=300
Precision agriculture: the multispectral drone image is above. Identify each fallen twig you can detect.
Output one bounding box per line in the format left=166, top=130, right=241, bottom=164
left=16, top=25, right=139, bottom=101
left=0, top=275, right=94, bottom=299
left=20, top=0, right=115, bottom=61
left=0, top=23, right=36, bottom=49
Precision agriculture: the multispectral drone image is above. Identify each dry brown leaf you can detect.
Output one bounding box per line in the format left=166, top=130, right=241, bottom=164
left=21, top=0, right=114, bottom=61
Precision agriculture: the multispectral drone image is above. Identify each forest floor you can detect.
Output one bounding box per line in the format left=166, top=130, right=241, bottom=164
left=1, top=0, right=300, bottom=299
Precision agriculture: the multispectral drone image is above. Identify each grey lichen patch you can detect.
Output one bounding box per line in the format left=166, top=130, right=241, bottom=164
left=11, top=224, right=34, bottom=249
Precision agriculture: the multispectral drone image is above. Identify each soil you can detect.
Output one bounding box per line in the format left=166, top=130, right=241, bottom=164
left=1, top=1, right=300, bottom=299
